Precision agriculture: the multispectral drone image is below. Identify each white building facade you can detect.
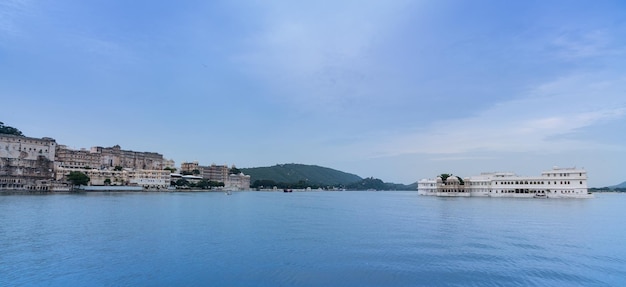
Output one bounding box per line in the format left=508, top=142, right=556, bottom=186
left=56, top=167, right=171, bottom=190
left=418, top=167, right=592, bottom=199
left=225, top=173, right=251, bottom=190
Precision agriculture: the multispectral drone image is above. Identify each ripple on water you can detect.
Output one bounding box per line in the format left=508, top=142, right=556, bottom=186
left=1, top=191, right=626, bottom=286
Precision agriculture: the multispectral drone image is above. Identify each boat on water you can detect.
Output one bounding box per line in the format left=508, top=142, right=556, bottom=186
left=283, top=189, right=293, bottom=193
left=418, top=167, right=593, bottom=199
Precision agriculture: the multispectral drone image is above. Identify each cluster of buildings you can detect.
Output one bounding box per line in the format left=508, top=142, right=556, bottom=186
left=178, top=161, right=250, bottom=190
left=0, top=134, right=250, bottom=191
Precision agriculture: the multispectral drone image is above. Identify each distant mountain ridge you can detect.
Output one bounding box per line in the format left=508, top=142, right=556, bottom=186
left=609, top=181, right=626, bottom=189
left=241, top=163, right=417, bottom=190
left=241, top=164, right=362, bottom=186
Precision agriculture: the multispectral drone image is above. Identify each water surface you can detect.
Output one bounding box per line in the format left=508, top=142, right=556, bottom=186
left=1, top=191, right=624, bottom=286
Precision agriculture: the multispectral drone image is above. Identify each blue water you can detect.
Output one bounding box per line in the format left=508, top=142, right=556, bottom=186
left=1, top=191, right=625, bottom=286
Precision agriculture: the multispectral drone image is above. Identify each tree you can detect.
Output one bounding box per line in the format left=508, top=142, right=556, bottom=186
left=440, top=174, right=464, bottom=185
left=192, top=169, right=200, bottom=175
left=175, top=179, right=190, bottom=187
left=251, top=179, right=277, bottom=188
left=0, top=121, right=24, bottom=136
left=67, top=171, right=90, bottom=186
left=346, top=177, right=386, bottom=190
left=230, top=166, right=241, bottom=175
left=104, top=178, right=111, bottom=185
left=196, top=179, right=209, bottom=189
left=164, top=167, right=177, bottom=173
left=114, top=166, right=123, bottom=171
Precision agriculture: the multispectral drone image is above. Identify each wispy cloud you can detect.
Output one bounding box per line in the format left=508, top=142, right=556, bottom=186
left=234, top=1, right=414, bottom=112
left=354, top=73, right=626, bottom=157
left=78, top=37, right=124, bottom=57
left=551, top=29, right=625, bottom=59
left=0, top=0, right=33, bottom=37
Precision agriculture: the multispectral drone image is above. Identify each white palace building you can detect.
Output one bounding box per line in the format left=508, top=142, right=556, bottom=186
left=418, top=167, right=593, bottom=199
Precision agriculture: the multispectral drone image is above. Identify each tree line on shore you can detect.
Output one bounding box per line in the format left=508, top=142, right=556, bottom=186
left=251, top=177, right=416, bottom=191
left=589, top=187, right=626, bottom=192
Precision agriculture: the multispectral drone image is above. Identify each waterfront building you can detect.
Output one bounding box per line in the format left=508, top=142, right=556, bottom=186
left=170, top=173, right=182, bottom=182
left=182, top=175, right=203, bottom=184
left=226, top=173, right=251, bottom=190
left=55, top=167, right=126, bottom=186
left=55, top=145, right=100, bottom=169
left=2, top=134, right=175, bottom=191
left=126, top=169, right=171, bottom=190
left=91, top=145, right=165, bottom=170
left=201, top=164, right=229, bottom=183
left=182, top=162, right=250, bottom=190
left=56, top=144, right=168, bottom=171
left=181, top=161, right=200, bottom=175
left=55, top=167, right=171, bottom=190
left=418, top=167, right=592, bottom=198
left=163, top=158, right=176, bottom=170
left=0, top=134, right=57, bottom=190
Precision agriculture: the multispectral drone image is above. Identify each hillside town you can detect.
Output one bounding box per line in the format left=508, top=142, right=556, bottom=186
left=0, top=133, right=250, bottom=191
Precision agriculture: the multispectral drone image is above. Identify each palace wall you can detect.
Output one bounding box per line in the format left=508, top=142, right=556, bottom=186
left=0, top=134, right=56, bottom=190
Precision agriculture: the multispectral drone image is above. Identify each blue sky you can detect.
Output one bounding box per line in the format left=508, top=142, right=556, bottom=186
left=2, top=0, right=625, bottom=187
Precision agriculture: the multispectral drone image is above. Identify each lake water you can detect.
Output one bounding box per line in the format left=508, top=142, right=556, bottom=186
left=1, top=191, right=625, bottom=286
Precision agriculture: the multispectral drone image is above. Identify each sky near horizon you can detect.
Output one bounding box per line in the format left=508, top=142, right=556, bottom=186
left=2, top=1, right=625, bottom=187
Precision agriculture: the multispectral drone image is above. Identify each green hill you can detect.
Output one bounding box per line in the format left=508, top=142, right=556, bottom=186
left=241, top=164, right=362, bottom=187
left=610, top=181, right=626, bottom=189
left=346, top=178, right=418, bottom=191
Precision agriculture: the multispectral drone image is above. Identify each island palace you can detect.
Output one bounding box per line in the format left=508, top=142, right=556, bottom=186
left=418, top=167, right=593, bottom=199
